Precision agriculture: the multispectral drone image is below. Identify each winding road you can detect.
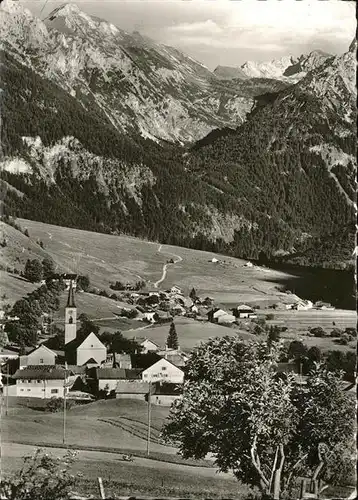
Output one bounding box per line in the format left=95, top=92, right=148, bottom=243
left=153, top=245, right=183, bottom=288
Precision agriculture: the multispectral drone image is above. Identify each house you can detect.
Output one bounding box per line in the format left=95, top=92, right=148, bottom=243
left=65, top=332, right=107, bottom=367
left=170, top=285, right=183, bottom=295
left=190, top=304, right=199, bottom=314
left=207, top=308, right=227, bottom=323
left=155, top=310, right=173, bottom=323
left=141, top=358, right=184, bottom=384
left=210, top=257, right=219, bottom=263
left=158, top=350, right=188, bottom=368
left=217, top=313, right=236, bottom=324
left=135, top=338, right=160, bottom=354
left=19, top=344, right=58, bottom=369
left=291, top=300, right=313, bottom=311
left=95, top=367, right=142, bottom=393
left=236, top=304, right=257, bottom=319
left=244, top=261, right=253, bottom=268
left=151, top=382, right=182, bottom=406
left=202, top=297, right=214, bottom=307
left=142, top=312, right=158, bottom=323
left=48, top=274, right=77, bottom=290
left=13, top=365, right=78, bottom=398
left=115, top=380, right=150, bottom=400
left=171, top=304, right=186, bottom=316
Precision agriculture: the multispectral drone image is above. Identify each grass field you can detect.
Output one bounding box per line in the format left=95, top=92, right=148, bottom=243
left=2, top=443, right=248, bottom=499
left=1, top=218, right=307, bottom=309
left=122, top=316, right=257, bottom=351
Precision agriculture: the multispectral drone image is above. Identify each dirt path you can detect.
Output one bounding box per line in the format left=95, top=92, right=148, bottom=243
left=154, top=245, right=183, bottom=289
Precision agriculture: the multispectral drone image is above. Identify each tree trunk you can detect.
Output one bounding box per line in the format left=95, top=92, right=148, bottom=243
left=272, top=444, right=285, bottom=500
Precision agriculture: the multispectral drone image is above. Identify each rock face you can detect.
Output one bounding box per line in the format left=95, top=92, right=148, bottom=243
left=0, top=0, right=262, bottom=144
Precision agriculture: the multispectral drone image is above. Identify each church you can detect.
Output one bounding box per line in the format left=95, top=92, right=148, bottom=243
left=64, top=282, right=107, bottom=367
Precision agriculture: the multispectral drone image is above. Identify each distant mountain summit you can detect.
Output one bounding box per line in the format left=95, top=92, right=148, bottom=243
left=214, top=50, right=333, bottom=83
left=1, top=0, right=265, bottom=143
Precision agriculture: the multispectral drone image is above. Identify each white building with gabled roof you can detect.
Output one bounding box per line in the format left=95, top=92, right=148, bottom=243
left=141, top=358, right=184, bottom=384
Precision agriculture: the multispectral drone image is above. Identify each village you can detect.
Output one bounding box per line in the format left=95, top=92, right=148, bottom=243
left=0, top=268, right=345, bottom=406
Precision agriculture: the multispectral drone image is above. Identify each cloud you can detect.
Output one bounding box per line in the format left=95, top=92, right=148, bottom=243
left=20, top=0, right=356, bottom=69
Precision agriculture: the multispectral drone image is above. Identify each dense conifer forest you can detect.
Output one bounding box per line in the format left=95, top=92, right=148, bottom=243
left=0, top=50, right=355, bottom=270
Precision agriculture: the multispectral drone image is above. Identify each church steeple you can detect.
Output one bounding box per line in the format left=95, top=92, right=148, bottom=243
left=66, top=280, right=76, bottom=308
left=65, top=280, right=77, bottom=345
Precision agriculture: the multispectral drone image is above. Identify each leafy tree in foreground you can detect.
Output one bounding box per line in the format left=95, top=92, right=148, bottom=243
left=163, top=337, right=355, bottom=499
left=167, top=322, right=179, bottom=349
left=0, top=448, right=77, bottom=500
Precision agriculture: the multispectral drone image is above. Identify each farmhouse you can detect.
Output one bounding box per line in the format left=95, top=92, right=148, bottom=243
left=136, top=338, right=160, bottom=354
left=141, top=358, right=184, bottom=384
left=207, top=308, right=227, bottom=323
left=19, top=344, right=58, bottom=369
left=95, top=367, right=142, bottom=393
left=115, top=380, right=150, bottom=400
left=170, top=285, right=183, bottom=295
left=217, top=313, right=236, bottom=324
left=13, top=365, right=78, bottom=398
left=236, top=304, right=257, bottom=319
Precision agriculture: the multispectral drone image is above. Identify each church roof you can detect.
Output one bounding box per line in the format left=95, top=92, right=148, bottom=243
left=66, top=281, right=76, bottom=308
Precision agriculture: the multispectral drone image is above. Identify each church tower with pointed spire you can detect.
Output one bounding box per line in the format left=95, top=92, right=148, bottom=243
left=65, top=281, right=77, bottom=345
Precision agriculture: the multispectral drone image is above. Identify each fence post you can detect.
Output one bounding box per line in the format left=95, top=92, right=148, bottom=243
left=98, top=477, right=105, bottom=499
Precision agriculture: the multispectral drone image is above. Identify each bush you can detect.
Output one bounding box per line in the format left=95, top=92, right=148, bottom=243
left=334, top=334, right=350, bottom=345
left=0, top=448, right=77, bottom=499
left=330, top=328, right=344, bottom=338
left=309, top=326, right=327, bottom=338
left=24, top=229, right=30, bottom=237
left=345, top=327, right=357, bottom=338
left=110, top=280, right=125, bottom=291
left=46, top=397, right=73, bottom=412
left=266, top=313, right=275, bottom=320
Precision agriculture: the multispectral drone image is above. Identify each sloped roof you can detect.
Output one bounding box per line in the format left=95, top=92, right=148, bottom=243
left=115, top=380, right=150, bottom=394
left=27, top=344, right=57, bottom=357
left=67, top=365, right=87, bottom=374
left=0, top=348, right=19, bottom=356
left=65, top=332, right=106, bottom=352
left=66, top=281, right=76, bottom=308
left=13, top=365, right=74, bottom=380
left=161, top=354, right=186, bottom=367
left=237, top=304, right=255, bottom=311
left=96, top=368, right=142, bottom=380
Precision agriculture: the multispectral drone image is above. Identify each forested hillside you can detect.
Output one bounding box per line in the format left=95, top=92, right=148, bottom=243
left=0, top=2, right=356, bottom=270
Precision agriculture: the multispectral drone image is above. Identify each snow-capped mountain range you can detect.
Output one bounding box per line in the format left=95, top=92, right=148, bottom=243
left=214, top=50, right=333, bottom=82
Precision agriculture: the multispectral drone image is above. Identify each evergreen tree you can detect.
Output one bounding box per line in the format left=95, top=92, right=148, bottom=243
left=167, top=322, right=179, bottom=349
left=24, top=259, right=43, bottom=283
left=42, top=257, right=55, bottom=280
left=189, top=287, right=197, bottom=300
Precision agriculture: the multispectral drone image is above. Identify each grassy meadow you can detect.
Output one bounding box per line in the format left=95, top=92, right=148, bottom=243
left=0, top=218, right=306, bottom=309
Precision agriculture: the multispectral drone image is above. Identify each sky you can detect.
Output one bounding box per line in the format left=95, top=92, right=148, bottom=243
left=20, top=0, right=356, bottom=69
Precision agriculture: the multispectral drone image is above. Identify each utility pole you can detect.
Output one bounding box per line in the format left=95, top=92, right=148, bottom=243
left=147, top=382, right=154, bottom=456
left=63, top=362, right=67, bottom=445
left=5, top=362, right=9, bottom=416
